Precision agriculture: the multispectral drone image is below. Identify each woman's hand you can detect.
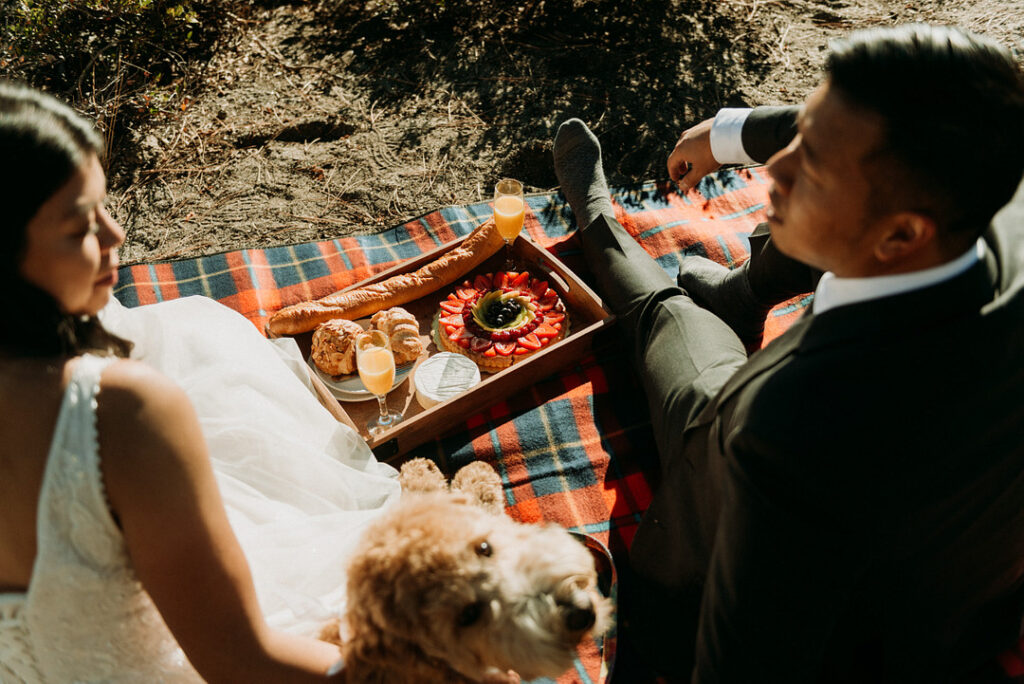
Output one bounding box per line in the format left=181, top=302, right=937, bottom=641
left=667, top=117, right=720, bottom=191
left=481, top=669, right=521, bottom=684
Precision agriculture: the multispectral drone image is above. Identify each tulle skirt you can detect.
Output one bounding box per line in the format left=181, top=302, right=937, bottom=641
left=101, top=296, right=401, bottom=636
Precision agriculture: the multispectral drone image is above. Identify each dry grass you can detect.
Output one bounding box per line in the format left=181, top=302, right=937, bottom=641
left=6, top=0, right=1022, bottom=264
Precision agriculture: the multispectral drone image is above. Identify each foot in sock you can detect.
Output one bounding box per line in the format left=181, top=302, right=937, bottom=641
left=553, top=118, right=615, bottom=229
left=677, top=256, right=771, bottom=344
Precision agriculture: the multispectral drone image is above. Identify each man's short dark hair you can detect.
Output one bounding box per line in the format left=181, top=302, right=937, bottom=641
left=826, top=24, right=1024, bottom=243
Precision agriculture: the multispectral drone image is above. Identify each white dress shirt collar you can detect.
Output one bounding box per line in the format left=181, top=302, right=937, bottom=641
left=811, top=238, right=985, bottom=315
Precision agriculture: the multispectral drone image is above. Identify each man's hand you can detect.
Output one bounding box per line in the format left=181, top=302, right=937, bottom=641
left=667, top=118, right=720, bottom=192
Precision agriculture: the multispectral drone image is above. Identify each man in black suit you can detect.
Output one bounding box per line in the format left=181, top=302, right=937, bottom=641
left=552, top=24, right=1024, bottom=683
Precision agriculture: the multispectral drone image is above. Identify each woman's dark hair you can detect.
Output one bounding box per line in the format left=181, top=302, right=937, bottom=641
left=826, top=24, right=1024, bottom=244
left=0, top=81, right=131, bottom=357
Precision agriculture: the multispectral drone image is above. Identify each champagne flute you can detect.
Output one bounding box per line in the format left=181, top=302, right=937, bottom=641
left=356, top=329, right=403, bottom=435
left=493, top=178, right=525, bottom=270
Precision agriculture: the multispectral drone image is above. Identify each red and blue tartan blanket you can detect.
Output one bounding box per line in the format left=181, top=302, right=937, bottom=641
left=113, top=166, right=785, bottom=560
left=113, top=168, right=1022, bottom=683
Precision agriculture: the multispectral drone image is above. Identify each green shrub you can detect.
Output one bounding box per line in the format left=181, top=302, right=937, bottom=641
left=1, top=0, right=227, bottom=159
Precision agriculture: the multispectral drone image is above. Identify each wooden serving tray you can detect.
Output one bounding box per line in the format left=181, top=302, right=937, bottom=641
left=290, top=232, right=615, bottom=465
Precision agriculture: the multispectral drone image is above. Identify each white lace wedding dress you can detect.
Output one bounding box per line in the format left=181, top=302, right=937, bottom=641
left=0, top=296, right=402, bottom=682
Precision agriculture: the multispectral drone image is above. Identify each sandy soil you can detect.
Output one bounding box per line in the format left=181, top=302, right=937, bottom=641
left=104, top=0, right=1024, bottom=265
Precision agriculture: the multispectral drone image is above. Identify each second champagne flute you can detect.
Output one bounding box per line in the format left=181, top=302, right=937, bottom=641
left=356, top=329, right=403, bottom=435
left=493, top=178, right=525, bottom=270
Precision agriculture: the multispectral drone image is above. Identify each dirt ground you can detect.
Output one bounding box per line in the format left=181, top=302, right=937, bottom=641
left=105, top=0, right=1024, bottom=265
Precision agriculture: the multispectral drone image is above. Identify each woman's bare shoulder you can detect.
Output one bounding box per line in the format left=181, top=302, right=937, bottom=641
left=95, top=359, right=208, bottom=493
left=98, top=357, right=178, bottom=397
left=97, top=358, right=195, bottom=426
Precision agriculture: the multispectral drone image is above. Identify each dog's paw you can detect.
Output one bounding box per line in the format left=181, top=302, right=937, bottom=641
left=398, top=457, right=448, bottom=493
left=450, top=461, right=504, bottom=515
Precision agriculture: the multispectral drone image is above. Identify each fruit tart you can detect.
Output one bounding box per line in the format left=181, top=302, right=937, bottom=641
left=435, top=270, right=569, bottom=372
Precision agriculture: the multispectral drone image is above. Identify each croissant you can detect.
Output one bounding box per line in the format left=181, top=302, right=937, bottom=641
left=268, top=219, right=504, bottom=336
left=371, top=307, right=423, bottom=365
left=310, top=318, right=364, bottom=376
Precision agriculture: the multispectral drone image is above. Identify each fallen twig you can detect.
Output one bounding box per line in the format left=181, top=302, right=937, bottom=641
left=138, top=162, right=229, bottom=176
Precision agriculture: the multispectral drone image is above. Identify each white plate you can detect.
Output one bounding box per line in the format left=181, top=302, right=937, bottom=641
left=308, top=356, right=414, bottom=402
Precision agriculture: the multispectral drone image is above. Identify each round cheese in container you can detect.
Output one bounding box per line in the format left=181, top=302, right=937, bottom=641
left=414, top=352, right=482, bottom=409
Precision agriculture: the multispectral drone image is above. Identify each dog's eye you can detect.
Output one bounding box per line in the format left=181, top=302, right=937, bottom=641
left=457, top=601, right=485, bottom=627
left=475, top=540, right=492, bottom=557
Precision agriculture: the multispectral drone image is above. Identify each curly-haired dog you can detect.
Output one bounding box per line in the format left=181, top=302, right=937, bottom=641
left=321, top=458, right=613, bottom=683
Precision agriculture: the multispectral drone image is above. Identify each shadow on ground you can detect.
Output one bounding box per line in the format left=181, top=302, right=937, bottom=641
left=309, top=0, right=770, bottom=187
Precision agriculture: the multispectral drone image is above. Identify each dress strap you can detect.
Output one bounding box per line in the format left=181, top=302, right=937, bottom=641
left=52, top=353, right=116, bottom=481
left=38, top=353, right=122, bottom=566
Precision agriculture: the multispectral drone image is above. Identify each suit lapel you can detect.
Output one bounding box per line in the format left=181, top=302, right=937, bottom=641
left=693, top=311, right=813, bottom=425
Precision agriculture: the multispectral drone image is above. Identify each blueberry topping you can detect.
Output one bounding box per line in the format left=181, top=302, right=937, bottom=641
left=484, top=296, right=523, bottom=328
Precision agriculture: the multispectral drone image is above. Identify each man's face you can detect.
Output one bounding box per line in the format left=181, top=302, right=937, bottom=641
left=765, top=81, right=891, bottom=277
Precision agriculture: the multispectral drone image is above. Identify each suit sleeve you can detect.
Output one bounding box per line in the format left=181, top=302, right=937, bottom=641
left=741, top=106, right=800, bottom=164
left=691, top=429, right=871, bottom=683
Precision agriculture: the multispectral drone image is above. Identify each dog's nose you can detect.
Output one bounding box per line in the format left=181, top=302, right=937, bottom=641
left=563, top=598, right=596, bottom=632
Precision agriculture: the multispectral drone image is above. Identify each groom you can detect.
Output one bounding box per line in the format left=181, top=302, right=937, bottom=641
left=553, top=24, right=1024, bottom=683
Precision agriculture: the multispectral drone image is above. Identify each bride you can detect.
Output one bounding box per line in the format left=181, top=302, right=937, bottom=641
left=0, top=82, right=400, bottom=681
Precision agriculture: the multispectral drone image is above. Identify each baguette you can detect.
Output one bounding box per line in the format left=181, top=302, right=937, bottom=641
left=268, top=218, right=505, bottom=336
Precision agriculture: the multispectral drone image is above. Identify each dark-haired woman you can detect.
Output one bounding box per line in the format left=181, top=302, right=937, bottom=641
left=0, top=82, right=400, bottom=682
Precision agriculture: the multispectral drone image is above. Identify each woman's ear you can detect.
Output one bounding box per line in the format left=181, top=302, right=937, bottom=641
left=874, top=211, right=937, bottom=264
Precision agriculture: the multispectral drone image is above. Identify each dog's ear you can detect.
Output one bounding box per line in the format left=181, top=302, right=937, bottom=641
left=346, top=496, right=464, bottom=640
left=351, top=551, right=427, bottom=638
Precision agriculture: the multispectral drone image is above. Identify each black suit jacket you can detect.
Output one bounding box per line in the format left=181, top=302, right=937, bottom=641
left=627, top=106, right=1024, bottom=683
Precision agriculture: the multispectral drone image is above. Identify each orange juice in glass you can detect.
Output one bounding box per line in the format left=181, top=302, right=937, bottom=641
left=494, top=178, right=525, bottom=269
left=356, top=329, right=403, bottom=434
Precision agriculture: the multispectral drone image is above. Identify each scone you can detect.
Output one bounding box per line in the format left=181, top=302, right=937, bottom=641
left=370, top=307, right=424, bottom=365
left=311, top=318, right=364, bottom=376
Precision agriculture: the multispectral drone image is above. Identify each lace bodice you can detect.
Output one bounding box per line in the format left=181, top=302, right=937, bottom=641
left=0, top=354, right=201, bottom=683
left=0, top=297, right=402, bottom=681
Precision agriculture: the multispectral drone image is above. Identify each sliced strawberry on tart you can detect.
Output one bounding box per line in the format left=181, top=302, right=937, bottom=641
left=434, top=270, right=569, bottom=372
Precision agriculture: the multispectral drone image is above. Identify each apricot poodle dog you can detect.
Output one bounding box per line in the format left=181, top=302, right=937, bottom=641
left=322, top=459, right=612, bottom=683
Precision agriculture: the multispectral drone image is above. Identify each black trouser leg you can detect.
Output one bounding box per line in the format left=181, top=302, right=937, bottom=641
left=580, top=214, right=747, bottom=475
left=581, top=214, right=751, bottom=679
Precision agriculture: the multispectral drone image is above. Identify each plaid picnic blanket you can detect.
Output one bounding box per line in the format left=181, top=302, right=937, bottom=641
left=113, top=166, right=782, bottom=683
left=114, top=167, right=785, bottom=543
left=112, top=168, right=1020, bottom=683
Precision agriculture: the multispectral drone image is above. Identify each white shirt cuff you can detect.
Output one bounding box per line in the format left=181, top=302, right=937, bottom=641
left=710, top=108, right=757, bottom=165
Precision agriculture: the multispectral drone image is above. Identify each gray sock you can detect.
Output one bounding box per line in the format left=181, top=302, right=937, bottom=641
left=553, top=118, right=614, bottom=229
left=677, top=256, right=770, bottom=344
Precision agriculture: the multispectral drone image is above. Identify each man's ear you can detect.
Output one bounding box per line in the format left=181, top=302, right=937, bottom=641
left=873, top=211, right=936, bottom=264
